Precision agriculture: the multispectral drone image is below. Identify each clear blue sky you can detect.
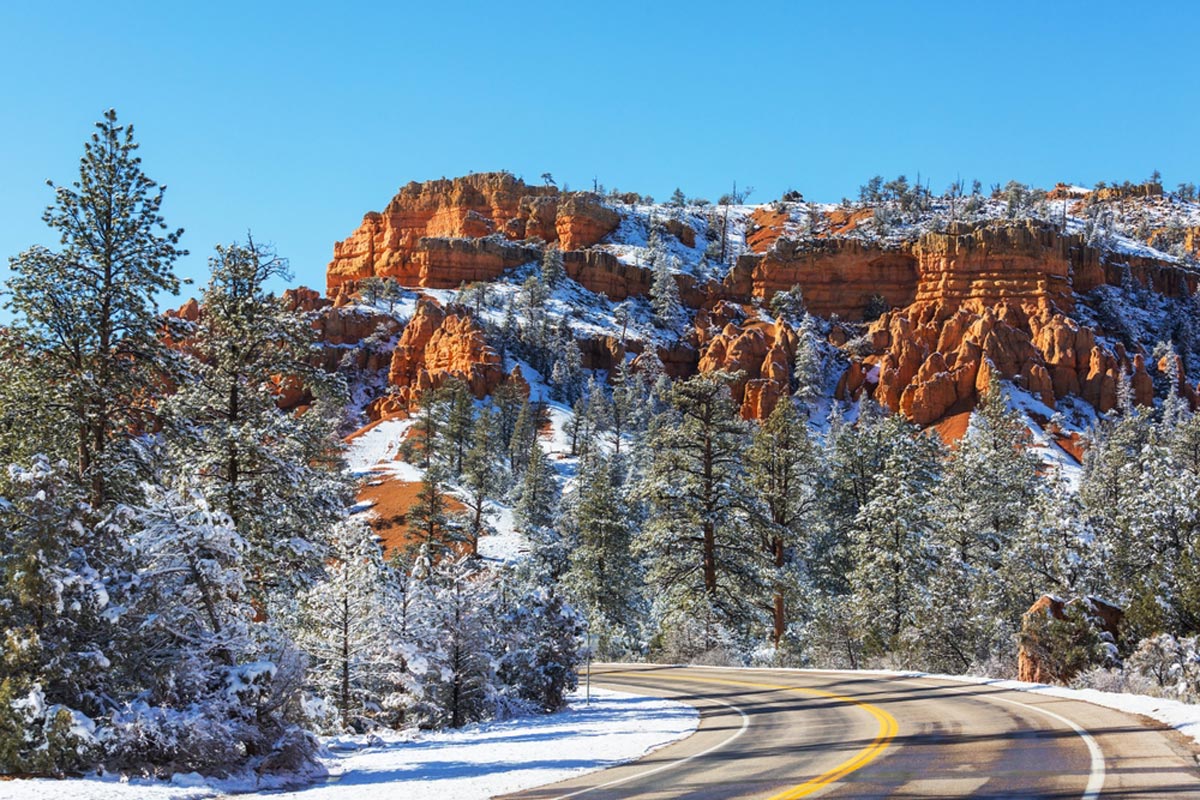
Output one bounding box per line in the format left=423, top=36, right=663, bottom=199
left=2, top=1, right=1197, bottom=297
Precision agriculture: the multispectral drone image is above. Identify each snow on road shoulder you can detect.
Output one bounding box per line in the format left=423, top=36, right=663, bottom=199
left=285, top=688, right=697, bottom=800
left=0, top=688, right=697, bottom=800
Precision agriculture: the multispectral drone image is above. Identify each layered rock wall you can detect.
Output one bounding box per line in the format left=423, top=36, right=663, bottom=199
left=327, top=173, right=619, bottom=293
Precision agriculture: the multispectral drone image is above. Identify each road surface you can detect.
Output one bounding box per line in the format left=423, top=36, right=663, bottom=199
left=499, top=664, right=1200, bottom=799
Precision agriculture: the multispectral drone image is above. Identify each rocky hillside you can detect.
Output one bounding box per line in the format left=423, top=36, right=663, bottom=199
left=299, top=172, right=1200, bottom=447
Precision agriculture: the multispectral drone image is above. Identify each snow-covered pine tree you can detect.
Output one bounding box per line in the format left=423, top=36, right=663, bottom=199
left=747, top=398, right=824, bottom=654
left=921, top=380, right=1041, bottom=672
left=650, top=254, right=685, bottom=332
left=636, top=371, right=765, bottom=656
left=414, top=558, right=497, bottom=728
left=550, top=338, right=584, bottom=405
left=846, top=413, right=942, bottom=662
left=494, top=583, right=582, bottom=714
left=162, top=240, right=350, bottom=599
left=563, top=453, right=640, bottom=657
left=291, top=519, right=409, bottom=731
left=5, top=110, right=185, bottom=509
left=461, top=409, right=503, bottom=557
left=540, top=246, right=565, bottom=289
left=0, top=457, right=111, bottom=774
left=408, top=463, right=459, bottom=560
left=792, top=313, right=825, bottom=412
left=514, top=441, right=565, bottom=581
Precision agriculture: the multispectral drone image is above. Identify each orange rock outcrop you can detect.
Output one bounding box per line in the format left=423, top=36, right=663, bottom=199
left=385, top=297, right=503, bottom=409
left=696, top=308, right=798, bottom=419
left=327, top=173, right=619, bottom=293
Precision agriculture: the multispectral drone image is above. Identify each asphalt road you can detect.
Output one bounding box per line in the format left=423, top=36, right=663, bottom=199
left=498, top=664, right=1200, bottom=799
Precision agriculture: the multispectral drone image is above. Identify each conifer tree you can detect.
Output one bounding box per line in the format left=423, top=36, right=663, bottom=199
left=564, top=454, right=639, bottom=656
left=636, top=372, right=764, bottom=652
left=650, top=255, right=685, bottom=332
left=540, top=246, right=565, bottom=289
left=6, top=110, right=185, bottom=508
left=514, top=442, right=564, bottom=581
left=847, top=414, right=941, bottom=660
left=291, top=519, right=408, bottom=730
left=461, top=408, right=502, bottom=557
left=162, top=240, right=349, bottom=597
left=792, top=313, right=824, bottom=411
left=748, top=399, right=824, bottom=652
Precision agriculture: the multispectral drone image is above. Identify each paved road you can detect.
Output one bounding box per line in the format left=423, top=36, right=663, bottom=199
left=499, top=664, right=1200, bottom=799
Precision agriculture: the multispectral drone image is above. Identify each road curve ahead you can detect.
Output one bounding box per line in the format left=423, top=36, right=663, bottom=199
left=498, top=664, right=1200, bottom=799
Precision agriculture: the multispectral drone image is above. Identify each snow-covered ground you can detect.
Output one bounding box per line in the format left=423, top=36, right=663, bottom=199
left=0, top=688, right=697, bottom=800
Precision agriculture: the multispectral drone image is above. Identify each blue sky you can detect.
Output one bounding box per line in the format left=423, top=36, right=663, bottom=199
left=2, top=1, right=1197, bottom=296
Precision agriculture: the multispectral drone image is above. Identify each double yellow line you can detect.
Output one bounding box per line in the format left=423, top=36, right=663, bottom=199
left=602, top=670, right=898, bottom=799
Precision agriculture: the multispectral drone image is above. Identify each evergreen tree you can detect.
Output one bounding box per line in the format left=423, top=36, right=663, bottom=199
left=650, top=254, right=685, bottom=332
left=0, top=456, right=114, bottom=763
left=792, top=313, right=824, bottom=411
left=461, top=409, right=503, bottom=557
left=921, top=381, right=1041, bottom=671
left=162, top=240, right=349, bottom=598
left=636, top=372, right=764, bottom=653
left=415, top=558, right=497, bottom=728
left=540, top=246, right=565, bottom=289
left=847, top=414, right=941, bottom=661
left=514, top=442, right=564, bottom=581
left=408, top=464, right=458, bottom=560
left=747, top=399, right=824, bottom=653
left=551, top=338, right=585, bottom=405
left=564, top=454, right=639, bottom=657
left=291, top=520, right=409, bottom=731
left=5, top=110, right=185, bottom=508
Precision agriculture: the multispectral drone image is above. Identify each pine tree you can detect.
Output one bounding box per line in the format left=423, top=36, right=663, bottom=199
left=0, top=456, right=114, bottom=755
left=921, top=381, right=1041, bottom=671
left=408, top=464, right=457, bottom=559
left=5, top=110, right=185, bottom=508
left=564, top=454, right=639, bottom=657
left=162, top=240, right=349, bottom=598
left=416, top=558, right=497, bottom=728
left=461, top=409, right=502, bottom=557
left=650, top=254, right=685, bottom=332
left=551, top=338, right=585, bottom=405
left=792, top=313, right=825, bottom=411
left=748, top=399, right=824, bottom=653
left=514, top=442, right=564, bottom=581
left=291, top=519, right=408, bottom=730
left=540, top=246, right=565, bottom=289
left=846, top=414, right=941, bottom=661
left=636, top=372, right=764, bottom=653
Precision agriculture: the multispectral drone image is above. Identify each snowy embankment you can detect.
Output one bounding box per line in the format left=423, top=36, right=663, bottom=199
left=0, top=688, right=697, bottom=800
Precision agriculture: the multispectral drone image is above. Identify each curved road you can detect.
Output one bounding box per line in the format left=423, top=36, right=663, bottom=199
left=499, top=664, right=1200, bottom=799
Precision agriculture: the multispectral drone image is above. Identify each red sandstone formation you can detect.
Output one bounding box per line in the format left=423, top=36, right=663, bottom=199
left=697, top=314, right=798, bottom=419
left=1018, top=594, right=1123, bottom=684
left=327, top=173, right=619, bottom=293
left=385, top=297, right=503, bottom=409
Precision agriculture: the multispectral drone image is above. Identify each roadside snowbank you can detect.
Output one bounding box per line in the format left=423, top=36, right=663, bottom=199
left=0, top=688, right=696, bottom=800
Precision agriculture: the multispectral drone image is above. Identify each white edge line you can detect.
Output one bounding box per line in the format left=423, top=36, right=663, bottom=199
left=892, top=676, right=1104, bottom=800
left=980, top=693, right=1105, bottom=800
left=548, top=695, right=750, bottom=799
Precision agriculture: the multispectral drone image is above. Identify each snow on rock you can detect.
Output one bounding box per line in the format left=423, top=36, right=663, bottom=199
left=0, top=689, right=697, bottom=800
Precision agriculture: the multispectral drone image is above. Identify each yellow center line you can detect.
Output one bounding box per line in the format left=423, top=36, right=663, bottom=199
left=601, top=670, right=898, bottom=799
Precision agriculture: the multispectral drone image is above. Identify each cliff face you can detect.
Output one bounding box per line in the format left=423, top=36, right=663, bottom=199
left=831, top=221, right=1170, bottom=424
left=319, top=172, right=1200, bottom=432
left=326, top=173, right=619, bottom=293
left=382, top=297, right=505, bottom=412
